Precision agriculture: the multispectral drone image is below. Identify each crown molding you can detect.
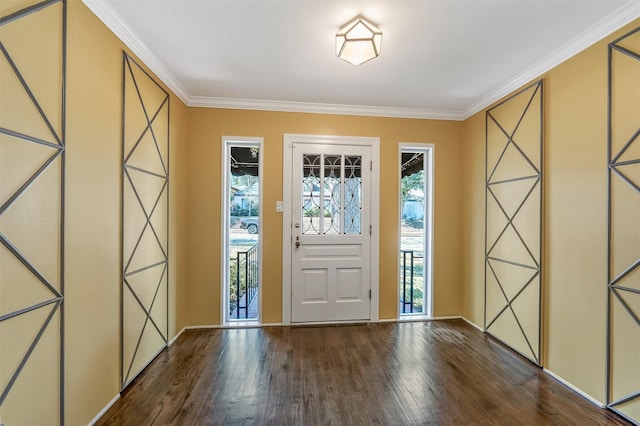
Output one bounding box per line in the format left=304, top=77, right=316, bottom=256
left=462, top=0, right=640, bottom=119
left=81, top=0, right=190, bottom=104
left=187, top=96, right=466, bottom=120
left=82, top=0, right=460, bottom=119
left=83, top=0, right=639, bottom=121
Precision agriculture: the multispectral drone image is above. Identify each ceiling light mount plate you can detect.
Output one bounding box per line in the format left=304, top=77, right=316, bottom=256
left=336, top=16, right=382, bottom=66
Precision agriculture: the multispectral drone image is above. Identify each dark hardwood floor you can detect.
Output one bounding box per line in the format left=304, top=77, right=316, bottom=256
left=97, top=320, right=630, bottom=425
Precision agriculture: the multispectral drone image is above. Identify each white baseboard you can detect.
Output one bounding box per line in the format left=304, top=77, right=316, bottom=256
left=543, top=369, right=605, bottom=408
left=184, top=324, right=221, bottom=330
left=221, top=322, right=262, bottom=329
left=396, top=315, right=462, bottom=323
left=168, top=327, right=186, bottom=346
left=180, top=317, right=466, bottom=329
left=432, top=315, right=463, bottom=321
left=289, top=319, right=372, bottom=327
left=174, top=317, right=474, bottom=334
left=88, top=393, right=120, bottom=425
left=461, top=316, right=484, bottom=332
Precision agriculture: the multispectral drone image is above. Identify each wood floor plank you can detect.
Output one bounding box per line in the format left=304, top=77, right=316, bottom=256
left=96, top=320, right=631, bottom=425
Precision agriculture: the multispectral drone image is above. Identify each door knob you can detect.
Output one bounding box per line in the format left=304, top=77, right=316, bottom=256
left=295, top=235, right=300, bottom=248
left=295, top=222, right=300, bottom=228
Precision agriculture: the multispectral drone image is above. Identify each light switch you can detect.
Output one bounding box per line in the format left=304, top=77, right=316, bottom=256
left=276, top=201, right=283, bottom=212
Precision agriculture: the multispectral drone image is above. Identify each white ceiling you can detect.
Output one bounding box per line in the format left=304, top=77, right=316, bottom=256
left=84, top=0, right=640, bottom=120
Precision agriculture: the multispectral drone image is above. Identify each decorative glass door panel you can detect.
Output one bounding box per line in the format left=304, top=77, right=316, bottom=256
left=302, top=154, right=362, bottom=236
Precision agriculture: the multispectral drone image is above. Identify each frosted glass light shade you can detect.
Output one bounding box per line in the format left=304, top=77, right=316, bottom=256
left=336, top=16, right=382, bottom=65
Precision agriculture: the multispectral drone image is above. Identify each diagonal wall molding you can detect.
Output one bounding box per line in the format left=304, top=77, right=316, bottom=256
left=121, top=52, right=170, bottom=390
left=0, top=0, right=66, bottom=423
left=484, top=80, right=543, bottom=366
left=606, top=23, right=640, bottom=425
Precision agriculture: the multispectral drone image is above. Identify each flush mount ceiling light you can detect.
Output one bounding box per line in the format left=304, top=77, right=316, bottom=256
left=336, top=16, right=382, bottom=66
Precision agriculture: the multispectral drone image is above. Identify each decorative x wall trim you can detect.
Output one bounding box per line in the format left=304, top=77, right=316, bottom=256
left=0, top=0, right=66, bottom=424
left=607, top=24, right=640, bottom=425
left=485, top=80, right=543, bottom=366
left=121, top=52, right=170, bottom=390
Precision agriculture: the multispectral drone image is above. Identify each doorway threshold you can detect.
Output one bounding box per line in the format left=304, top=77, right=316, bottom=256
left=223, top=320, right=260, bottom=329
left=399, top=314, right=432, bottom=322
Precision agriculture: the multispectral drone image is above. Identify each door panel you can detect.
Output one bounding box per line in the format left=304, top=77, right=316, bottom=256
left=336, top=268, right=362, bottom=299
left=291, top=143, right=371, bottom=323
left=301, top=269, right=328, bottom=301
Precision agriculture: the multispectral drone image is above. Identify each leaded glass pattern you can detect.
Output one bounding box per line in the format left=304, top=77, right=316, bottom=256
left=302, top=155, right=321, bottom=234
left=344, top=156, right=362, bottom=234
left=324, top=155, right=341, bottom=235
left=301, top=153, right=361, bottom=235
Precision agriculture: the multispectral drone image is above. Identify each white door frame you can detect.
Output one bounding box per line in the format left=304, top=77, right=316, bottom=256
left=282, top=134, right=380, bottom=325
left=398, top=143, right=435, bottom=319
left=221, top=136, right=264, bottom=326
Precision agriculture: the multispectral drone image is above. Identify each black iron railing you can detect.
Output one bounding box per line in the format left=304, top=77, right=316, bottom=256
left=231, top=243, right=259, bottom=319
left=400, top=250, right=424, bottom=314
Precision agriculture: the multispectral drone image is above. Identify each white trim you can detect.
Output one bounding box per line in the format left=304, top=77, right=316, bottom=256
left=288, top=319, right=373, bottom=327
left=371, top=139, right=381, bottom=323
left=425, top=148, right=434, bottom=318
left=543, top=369, right=606, bottom=408
left=88, top=394, right=120, bottom=426
left=462, top=0, right=640, bottom=118
left=81, top=0, right=189, bottom=104
left=189, top=96, right=465, bottom=120
left=282, top=133, right=292, bottom=325
left=221, top=137, right=264, bottom=326
left=168, top=327, right=186, bottom=346
left=193, top=318, right=468, bottom=326
left=220, top=321, right=261, bottom=329
left=282, top=134, right=380, bottom=325
left=171, top=316, right=465, bottom=332
left=398, top=314, right=430, bottom=322
left=431, top=315, right=463, bottom=321
left=184, top=325, right=221, bottom=330
left=461, top=316, right=484, bottom=332
left=83, top=0, right=639, bottom=120
left=398, top=143, right=435, bottom=320
left=386, top=316, right=463, bottom=323
left=221, top=139, right=229, bottom=326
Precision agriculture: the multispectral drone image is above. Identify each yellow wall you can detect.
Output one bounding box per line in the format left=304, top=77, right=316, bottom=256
left=66, top=2, right=189, bottom=423
left=1, top=1, right=189, bottom=424
left=461, top=112, right=486, bottom=327
left=187, top=109, right=464, bottom=325
left=462, top=18, right=640, bottom=404
left=66, top=3, right=189, bottom=423
left=1, top=1, right=65, bottom=423
left=484, top=81, right=543, bottom=364
left=3, top=0, right=637, bottom=422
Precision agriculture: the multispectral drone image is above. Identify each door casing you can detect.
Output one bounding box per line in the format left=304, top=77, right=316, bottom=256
left=282, top=134, right=380, bottom=325
left=397, top=143, right=435, bottom=319
left=221, top=136, right=264, bottom=326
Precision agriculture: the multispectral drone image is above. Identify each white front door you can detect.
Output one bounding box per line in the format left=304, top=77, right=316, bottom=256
left=290, top=143, right=371, bottom=323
